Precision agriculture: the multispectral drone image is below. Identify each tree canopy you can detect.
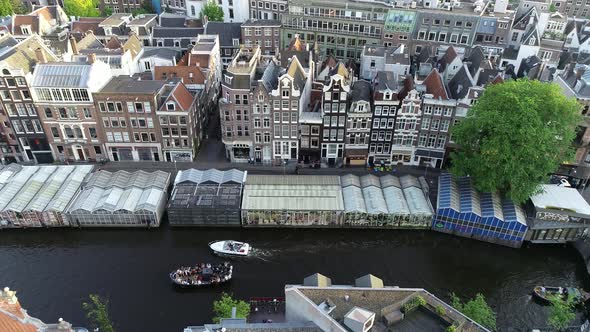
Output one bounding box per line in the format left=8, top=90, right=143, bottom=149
left=212, top=293, right=250, bottom=323
left=450, top=293, right=496, bottom=331
left=200, top=0, right=224, bottom=22
left=0, top=0, right=13, bottom=16
left=548, top=295, right=576, bottom=331
left=450, top=79, right=580, bottom=203
left=63, top=0, right=101, bottom=17
left=82, top=294, right=116, bottom=332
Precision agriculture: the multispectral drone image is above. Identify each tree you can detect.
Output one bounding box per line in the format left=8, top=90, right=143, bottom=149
left=82, top=294, right=116, bottom=332
left=10, top=0, right=27, bottom=14
left=549, top=3, right=557, bottom=12
left=548, top=295, right=576, bottom=331
left=450, top=293, right=496, bottom=331
left=102, top=6, right=113, bottom=16
left=63, top=0, right=101, bottom=17
left=0, top=0, right=13, bottom=16
left=450, top=79, right=580, bottom=203
left=200, top=0, right=224, bottom=22
left=212, top=293, right=250, bottom=323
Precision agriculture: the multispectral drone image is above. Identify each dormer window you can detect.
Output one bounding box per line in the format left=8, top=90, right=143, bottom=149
left=21, top=25, right=31, bottom=35
left=282, top=89, right=289, bottom=97
left=174, top=40, right=181, bottom=47
left=224, top=74, right=232, bottom=84
left=232, top=38, right=240, bottom=47
left=384, top=92, right=391, bottom=100
left=104, top=27, right=112, bottom=35
left=167, top=102, right=175, bottom=111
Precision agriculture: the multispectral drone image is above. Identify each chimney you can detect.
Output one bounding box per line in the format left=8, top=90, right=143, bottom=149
left=87, top=53, right=96, bottom=64
left=69, top=36, right=79, bottom=55
left=35, top=48, right=47, bottom=64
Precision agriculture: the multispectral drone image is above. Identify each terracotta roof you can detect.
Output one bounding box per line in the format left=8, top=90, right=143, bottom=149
left=105, top=36, right=122, bottom=50
left=71, top=20, right=102, bottom=35
left=77, top=31, right=103, bottom=50
left=439, top=46, right=459, bottom=71
left=423, top=69, right=448, bottom=100
left=321, top=55, right=337, bottom=71
left=154, top=66, right=206, bottom=85
left=12, top=15, right=39, bottom=35
left=0, top=300, right=36, bottom=332
left=188, top=53, right=209, bottom=67
left=161, top=82, right=194, bottom=111
left=490, top=74, right=504, bottom=85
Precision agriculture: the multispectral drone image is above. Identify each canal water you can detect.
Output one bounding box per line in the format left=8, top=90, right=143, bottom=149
left=0, top=226, right=588, bottom=332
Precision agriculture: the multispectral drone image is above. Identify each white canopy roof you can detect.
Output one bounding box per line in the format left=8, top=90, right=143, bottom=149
left=530, top=184, right=590, bottom=218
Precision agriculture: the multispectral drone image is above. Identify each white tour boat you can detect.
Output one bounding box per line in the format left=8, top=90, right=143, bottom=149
left=209, top=240, right=251, bottom=256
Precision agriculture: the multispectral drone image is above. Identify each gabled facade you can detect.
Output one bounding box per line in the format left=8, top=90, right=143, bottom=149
left=157, top=82, right=199, bottom=161
left=0, top=35, right=58, bottom=164
left=369, top=71, right=406, bottom=167
left=344, top=80, right=371, bottom=166
left=321, top=63, right=351, bottom=166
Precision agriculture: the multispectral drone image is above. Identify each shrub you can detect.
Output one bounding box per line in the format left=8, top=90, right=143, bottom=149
left=402, top=295, right=426, bottom=314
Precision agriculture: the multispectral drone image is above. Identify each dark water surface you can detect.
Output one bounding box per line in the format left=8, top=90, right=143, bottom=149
left=0, top=227, right=588, bottom=332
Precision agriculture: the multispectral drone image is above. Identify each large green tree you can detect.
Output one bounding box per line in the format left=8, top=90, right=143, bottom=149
left=0, top=0, right=13, bottom=16
left=200, top=0, right=224, bottom=21
left=548, top=295, right=576, bottom=331
left=450, top=293, right=496, bottom=331
left=450, top=79, right=580, bottom=203
left=82, top=294, right=116, bottom=332
left=63, top=0, right=101, bottom=17
left=212, top=293, right=250, bottom=323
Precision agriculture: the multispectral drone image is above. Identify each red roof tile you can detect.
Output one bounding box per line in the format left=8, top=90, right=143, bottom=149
left=423, top=69, right=448, bottom=100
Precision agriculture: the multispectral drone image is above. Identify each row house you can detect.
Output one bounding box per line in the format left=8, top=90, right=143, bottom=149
left=368, top=71, right=408, bottom=167
left=360, top=45, right=411, bottom=81
left=71, top=34, right=144, bottom=76
left=31, top=56, right=113, bottom=162
left=241, top=20, right=281, bottom=57
left=269, top=55, right=311, bottom=161
left=220, top=46, right=261, bottom=162
left=0, top=35, right=57, bottom=164
left=11, top=6, right=69, bottom=41
left=417, top=69, right=456, bottom=168
left=250, top=0, right=288, bottom=21
left=70, top=14, right=156, bottom=47
left=97, top=0, right=156, bottom=15
left=321, top=63, right=352, bottom=166
left=137, top=47, right=182, bottom=76
left=298, top=98, right=322, bottom=164
left=152, top=13, right=204, bottom=48
left=345, top=80, right=372, bottom=166
left=92, top=77, right=196, bottom=162
left=391, top=85, right=421, bottom=165
left=205, top=22, right=242, bottom=69
left=157, top=82, right=199, bottom=161
left=154, top=34, right=222, bottom=143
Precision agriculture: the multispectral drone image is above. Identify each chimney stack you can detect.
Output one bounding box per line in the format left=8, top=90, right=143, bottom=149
left=87, top=53, right=96, bottom=64
left=69, top=35, right=79, bottom=55
left=35, top=48, right=47, bottom=64
left=576, top=67, right=586, bottom=81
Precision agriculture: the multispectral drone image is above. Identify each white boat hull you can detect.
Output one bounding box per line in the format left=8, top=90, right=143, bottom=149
left=209, top=240, right=250, bottom=256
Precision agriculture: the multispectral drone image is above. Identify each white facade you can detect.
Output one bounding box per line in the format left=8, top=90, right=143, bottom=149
left=186, top=0, right=249, bottom=22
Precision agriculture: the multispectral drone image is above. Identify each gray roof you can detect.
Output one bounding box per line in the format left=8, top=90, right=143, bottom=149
left=205, top=22, right=241, bottom=47
left=447, top=65, right=474, bottom=99
left=31, top=63, right=92, bottom=88
left=355, top=274, right=384, bottom=288
left=303, top=273, right=332, bottom=287
left=68, top=170, right=170, bottom=214
left=139, top=47, right=181, bottom=60
left=375, top=71, right=399, bottom=92
left=351, top=80, right=371, bottom=102
left=99, top=76, right=166, bottom=94
left=260, top=61, right=283, bottom=91
left=174, top=168, right=246, bottom=185
left=466, top=46, right=486, bottom=77
left=152, top=27, right=203, bottom=38
left=159, top=13, right=187, bottom=27
left=0, top=165, right=93, bottom=214
left=127, top=14, right=157, bottom=26
left=241, top=19, right=281, bottom=27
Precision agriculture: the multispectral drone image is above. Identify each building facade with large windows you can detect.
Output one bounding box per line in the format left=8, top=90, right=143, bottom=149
left=281, top=0, right=389, bottom=61
left=31, top=57, right=113, bottom=162
left=321, top=64, right=351, bottom=166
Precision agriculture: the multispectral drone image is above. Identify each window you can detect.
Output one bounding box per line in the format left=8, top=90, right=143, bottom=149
left=282, top=89, right=290, bottom=98
left=83, top=108, right=92, bottom=118
left=422, top=118, right=430, bottom=130
left=44, top=108, right=52, bottom=118
left=51, top=127, right=60, bottom=138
